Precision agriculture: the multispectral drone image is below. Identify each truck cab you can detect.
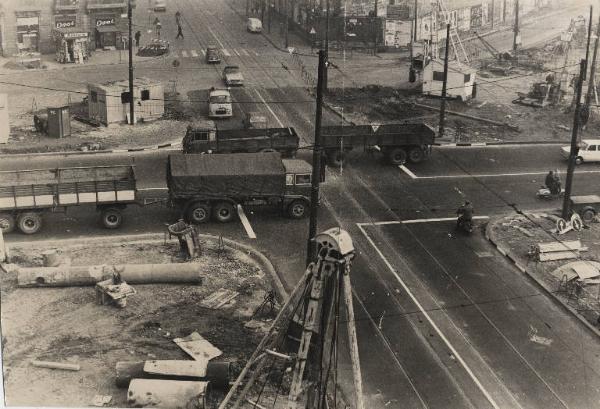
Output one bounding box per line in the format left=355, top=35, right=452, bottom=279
left=208, top=87, right=233, bottom=118
left=182, top=120, right=218, bottom=153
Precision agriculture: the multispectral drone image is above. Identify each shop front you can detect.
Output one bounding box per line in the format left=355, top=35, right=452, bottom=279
left=52, top=28, right=89, bottom=63
left=90, top=14, right=127, bottom=50
left=16, top=12, right=40, bottom=53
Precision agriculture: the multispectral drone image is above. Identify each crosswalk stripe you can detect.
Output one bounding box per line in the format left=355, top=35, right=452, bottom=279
left=181, top=50, right=188, bottom=57
left=201, top=49, right=206, bottom=56
left=233, top=49, right=240, bottom=56
left=191, top=50, right=198, bottom=57
left=253, top=50, right=259, bottom=56
left=241, top=49, right=249, bottom=56
left=222, top=48, right=231, bottom=56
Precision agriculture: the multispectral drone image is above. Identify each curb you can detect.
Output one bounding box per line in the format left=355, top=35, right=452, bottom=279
left=1, top=232, right=289, bottom=302
left=0, top=141, right=182, bottom=158
left=485, top=216, right=600, bottom=339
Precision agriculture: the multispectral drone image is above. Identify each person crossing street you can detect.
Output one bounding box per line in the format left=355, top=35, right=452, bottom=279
left=176, top=23, right=184, bottom=39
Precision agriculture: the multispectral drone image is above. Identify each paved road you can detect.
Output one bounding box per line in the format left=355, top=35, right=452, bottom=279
left=4, top=0, right=600, bottom=408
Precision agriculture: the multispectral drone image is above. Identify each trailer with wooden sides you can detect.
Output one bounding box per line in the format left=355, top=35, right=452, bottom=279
left=320, top=122, right=437, bottom=167
left=0, top=165, right=137, bottom=234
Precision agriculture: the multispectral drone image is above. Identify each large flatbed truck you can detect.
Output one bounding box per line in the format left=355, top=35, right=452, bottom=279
left=167, top=152, right=313, bottom=224
left=321, top=122, right=437, bottom=167
left=182, top=120, right=299, bottom=157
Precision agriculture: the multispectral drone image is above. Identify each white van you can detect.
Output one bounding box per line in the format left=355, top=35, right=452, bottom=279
left=208, top=88, right=233, bottom=118
left=247, top=18, right=262, bottom=33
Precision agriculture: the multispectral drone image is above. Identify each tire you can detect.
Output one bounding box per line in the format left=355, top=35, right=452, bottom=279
left=581, top=208, right=596, bottom=223
left=287, top=200, right=309, bottom=219
left=407, top=147, right=425, bottom=163
left=101, top=207, right=123, bottom=229
left=575, top=156, right=584, bottom=165
left=0, top=213, right=15, bottom=234
left=213, top=201, right=236, bottom=223
left=387, top=147, right=407, bottom=165
left=17, top=212, right=42, bottom=235
left=327, top=150, right=344, bottom=168
left=186, top=202, right=211, bottom=224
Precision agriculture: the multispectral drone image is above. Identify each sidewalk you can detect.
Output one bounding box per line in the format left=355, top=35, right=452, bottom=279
left=486, top=212, right=600, bottom=338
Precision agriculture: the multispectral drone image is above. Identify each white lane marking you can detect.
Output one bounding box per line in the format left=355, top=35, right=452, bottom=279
left=357, top=223, right=501, bottom=409
left=399, top=165, right=418, bottom=179
left=253, top=50, right=259, bottom=56
left=222, top=48, right=231, bottom=57
left=201, top=49, right=206, bottom=56
left=236, top=204, right=257, bottom=239
left=233, top=48, right=240, bottom=56
left=401, top=168, right=600, bottom=179
left=254, top=89, right=284, bottom=127
left=241, top=49, right=249, bottom=56
left=206, top=25, right=226, bottom=49
left=357, top=216, right=490, bottom=226
left=181, top=50, right=189, bottom=58
left=191, top=50, right=199, bottom=57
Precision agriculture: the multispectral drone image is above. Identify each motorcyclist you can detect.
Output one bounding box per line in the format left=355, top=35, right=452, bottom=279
left=457, top=200, right=474, bottom=229
left=545, top=170, right=556, bottom=194
left=552, top=170, right=562, bottom=195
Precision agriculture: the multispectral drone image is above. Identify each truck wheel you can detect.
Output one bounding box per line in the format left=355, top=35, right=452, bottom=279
left=101, top=207, right=123, bottom=229
left=288, top=200, right=309, bottom=219
left=407, top=147, right=425, bottom=163
left=582, top=208, right=596, bottom=223
left=17, top=212, right=42, bottom=235
left=387, top=147, right=407, bottom=165
left=187, top=202, right=211, bottom=224
left=213, top=202, right=236, bottom=223
left=327, top=150, right=344, bottom=168
left=0, top=213, right=16, bottom=233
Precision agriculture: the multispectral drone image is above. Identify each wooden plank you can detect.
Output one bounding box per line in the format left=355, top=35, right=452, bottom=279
left=539, top=251, right=579, bottom=262
left=173, top=331, right=222, bottom=361
left=143, top=360, right=208, bottom=377
left=537, top=240, right=582, bottom=253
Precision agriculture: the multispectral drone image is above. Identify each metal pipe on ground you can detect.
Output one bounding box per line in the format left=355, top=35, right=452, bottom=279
left=17, top=263, right=204, bottom=287
left=127, top=379, right=209, bottom=409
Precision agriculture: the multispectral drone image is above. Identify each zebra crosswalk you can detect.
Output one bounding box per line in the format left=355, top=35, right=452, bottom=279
left=170, top=48, right=260, bottom=59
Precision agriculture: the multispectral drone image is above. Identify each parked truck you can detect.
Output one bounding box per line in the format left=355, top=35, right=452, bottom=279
left=0, top=165, right=137, bottom=234
left=320, top=122, right=437, bottom=167
left=167, top=152, right=312, bottom=224
left=182, top=120, right=299, bottom=157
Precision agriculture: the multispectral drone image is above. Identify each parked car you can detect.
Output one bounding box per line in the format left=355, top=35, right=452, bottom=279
left=561, top=139, right=600, bottom=164
left=208, top=88, right=233, bottom=118
left=247, top=18, right=262, bottom=33
left=153, top=0, right=166, bottom=12
left=206, top=46, right=221, bottom=64
left=223, top=66, right=244, bottom=86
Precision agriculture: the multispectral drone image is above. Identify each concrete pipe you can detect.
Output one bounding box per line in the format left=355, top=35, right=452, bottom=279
left=41, top=250, right=61, bottom=267
left=17, top=263, right=204, bottom=287
left=127, top=379, right=209, bottom=409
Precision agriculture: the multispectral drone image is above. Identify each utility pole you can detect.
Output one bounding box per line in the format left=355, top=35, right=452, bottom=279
left=502, top=0, right=506, bottom=23
left=323, top=0, right=330, bottom=90
left=491, top=0, right=494, bottom=29
left=306, top=50, right=326, bottom=265
left=261, top=0, right=265, bottom=25
left=585, top=12, right=600, bottom=108
left=512, top=0, right=519, bottom=52
left=128, top=0, right=134, bottom=125
left=562, top=59, right=587, bottom=220
left=372, top=0, right=378, bottom=55
left=583, top=6, right=593, bottom=81
left=284, top=0, right=289, bottom=49
left=268, top=1, right=272, bottom=33
left=438, top=24, right=450, bottom=139
left=246, top=0, right=249, bottom=17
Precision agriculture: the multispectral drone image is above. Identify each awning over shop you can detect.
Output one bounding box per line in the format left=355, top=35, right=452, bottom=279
left=96, top=25, right=119, bottom=33
left=53, top=27, right=89, bottom=39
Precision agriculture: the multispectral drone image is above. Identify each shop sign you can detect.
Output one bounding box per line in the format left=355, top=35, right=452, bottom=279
left=63, top=32, right=88, bottom=38
left=55, top=18, right=76, bottom=29
left=96, top=18, right=115, bottom=27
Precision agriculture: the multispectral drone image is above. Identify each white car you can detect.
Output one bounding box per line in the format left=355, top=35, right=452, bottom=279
left=247, top=18, right=262, bottom=33
left=223, top=66, right=244, bottom=86
left=208, top=88, right=233, bottom=118
left=561, top=139, right=600, bottom=164
left=153, top=0, right=166, bottom=11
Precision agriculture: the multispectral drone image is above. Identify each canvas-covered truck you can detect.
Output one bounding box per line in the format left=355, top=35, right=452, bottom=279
left=0, top=165, right=137, bottom=234
left=321, top=122, right=437, bottom=167
left=167, top=152, right=312, bottom=224
left=182, top=120, right=299, bottom=157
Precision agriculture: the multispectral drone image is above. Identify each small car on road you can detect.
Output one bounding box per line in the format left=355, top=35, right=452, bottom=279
left=206, top=46, right=221, bottom=64
left=222, top=66, right=244, bottom=86
left=247, top=18, right=263, bottom=33
left=208, top=87, right=233, bottom=118
left=561, top=139, right=600, bottom=164
left=153, top=0, right=166, bottom=12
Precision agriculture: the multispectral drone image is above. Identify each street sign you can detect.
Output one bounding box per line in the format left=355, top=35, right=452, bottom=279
left=288, top=47, right=295, bottom=54
left=371, top=124, right=380, bottom=132
left=310, top=27, right=316, bottom=34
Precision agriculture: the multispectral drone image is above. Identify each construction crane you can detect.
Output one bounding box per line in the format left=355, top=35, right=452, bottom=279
left=218, top=228, right=364, bottom=409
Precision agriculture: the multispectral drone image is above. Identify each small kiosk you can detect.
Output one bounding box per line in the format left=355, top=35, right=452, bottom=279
left=52, top=28, right=90, bottom=64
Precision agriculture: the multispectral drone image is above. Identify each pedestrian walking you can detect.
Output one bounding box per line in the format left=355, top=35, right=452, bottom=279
left=154, top=17, right=162, bottom=39
left=134, top=30, right=141, bottom=47
left=175, top=11, right=181, bottom=25
left=176, top=23, right=184, bottom=39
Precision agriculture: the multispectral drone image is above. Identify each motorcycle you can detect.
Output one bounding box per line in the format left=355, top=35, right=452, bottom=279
left=536, top=185, right=565, bottom=200
left=456, top=216, right=473, bottom=234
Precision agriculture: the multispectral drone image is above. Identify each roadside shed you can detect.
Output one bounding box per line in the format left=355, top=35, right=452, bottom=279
left=422, top=59, right=477, bottom=101
left=87, top=77, right=164, bottom=125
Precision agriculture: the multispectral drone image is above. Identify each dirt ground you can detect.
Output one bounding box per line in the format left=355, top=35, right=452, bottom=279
left=0, top=237, right=275, bottom=407
left=490, top=213, right=600, bottom=328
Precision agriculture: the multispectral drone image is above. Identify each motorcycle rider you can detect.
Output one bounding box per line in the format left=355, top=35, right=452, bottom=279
left=545, top=170, right=557, bottom=194
left=457, top=200, right=474, bottom=229
left=552, top=169, right=562, bottom=195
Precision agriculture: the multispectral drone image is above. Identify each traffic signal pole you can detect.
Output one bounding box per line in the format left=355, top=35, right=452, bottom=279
left=438, top=24, right=450, bottom=139
left=128, top=0, right=134, bottom=125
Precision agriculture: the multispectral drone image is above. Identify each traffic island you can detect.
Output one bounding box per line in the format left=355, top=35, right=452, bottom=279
left=486, top=213, right=600, bottom=337
left=0, top=234, right=281, bottom=407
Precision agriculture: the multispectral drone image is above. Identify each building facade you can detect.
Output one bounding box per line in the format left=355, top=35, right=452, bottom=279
left=0, top=0, right=133, bottom=57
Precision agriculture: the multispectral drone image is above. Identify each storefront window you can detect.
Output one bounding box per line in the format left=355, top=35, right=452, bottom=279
left=16, top=14, right=40, bottom=53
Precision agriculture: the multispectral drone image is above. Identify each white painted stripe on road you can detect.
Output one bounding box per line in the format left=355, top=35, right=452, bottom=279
left=201, top=49, right=206, bottom=56
left=181, top=50, right=189, bottom=58
left=241, top=49, right=249, bottom=56
left=191, top=50, right=199, bottom=57
left=222, top=48, right=231, bottom=57
left=255, top=89, right=284, bottom=127
left=357, top=216, right=489, bottom=226
left=253, top=50, right=259, bottom=56
left=233, top=48, right=240, bottom=56
left=399, top=165, right=418, bottom=179
left=357, top=223, right=501, bottom=409
left=236, top=204, right=257, bottom=239
left=206, top=25, right=226, bottom=49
